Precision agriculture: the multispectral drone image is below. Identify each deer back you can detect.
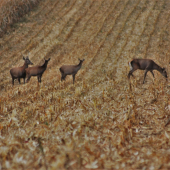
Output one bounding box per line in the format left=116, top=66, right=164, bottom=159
left=60, top=59, right=85, bottom=75
left=130, top=59, right=154, bottom=70
left=26, top=58, right=50, bottom=76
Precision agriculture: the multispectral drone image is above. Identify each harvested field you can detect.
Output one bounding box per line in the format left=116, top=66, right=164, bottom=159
left=0, top=0, right=170, bottom=169
left=0, top=0, right=40, bottom=36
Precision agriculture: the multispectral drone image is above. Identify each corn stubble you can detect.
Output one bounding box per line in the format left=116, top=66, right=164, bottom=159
left=0, top=0, right=40, bottom=37
left=0, top=0, right=170, bottom=169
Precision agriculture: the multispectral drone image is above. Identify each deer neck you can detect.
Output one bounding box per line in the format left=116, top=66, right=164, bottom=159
left=22, top=62, right=28, bottom=69
left=42, top=62, right=48, bottom=70
left=153, top=63, right=162, bottom=73
left=75, top=63, right=82, bottom=71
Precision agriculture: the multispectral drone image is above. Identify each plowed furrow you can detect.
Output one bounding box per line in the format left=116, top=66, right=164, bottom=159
left=134, top=0, right=164, bottom=58
left=145, top=0, right=170, bottom=63
left=0, top=0, right=60, bottom=52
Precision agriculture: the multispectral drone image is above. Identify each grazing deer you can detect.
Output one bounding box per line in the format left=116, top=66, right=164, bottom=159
left=128, top=59, right=168, bottom=84
left=59, top=58, right=85, bottom=84
left=10, top=55, right=33, bottom=85
left=26, top=58, right=50, bottom=83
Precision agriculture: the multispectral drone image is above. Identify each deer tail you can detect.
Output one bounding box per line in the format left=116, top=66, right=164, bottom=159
left=128, top=61, right=133, bottom=71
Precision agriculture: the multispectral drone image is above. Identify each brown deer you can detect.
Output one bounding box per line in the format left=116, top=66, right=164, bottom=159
left=26, top=58, right=50, bottom=83
left=59, top=58, right=85, bottom=84
left=128, top=59, right=168, bottom=84
left=10, top=55, right=33, bottom=85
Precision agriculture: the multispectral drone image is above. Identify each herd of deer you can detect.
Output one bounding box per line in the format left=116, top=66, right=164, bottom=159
left=10, top=54, right=168, bottom=86
left=10, top=54, right=85, bottom=85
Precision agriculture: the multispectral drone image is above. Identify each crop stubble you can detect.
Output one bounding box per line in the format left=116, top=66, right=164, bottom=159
left=0, top=0, right=170, bottom=169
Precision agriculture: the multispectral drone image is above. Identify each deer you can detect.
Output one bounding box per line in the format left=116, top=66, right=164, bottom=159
left=10, top=55, right=33, bottom=85
left=128, top=59, right=168, bottom=84
left=25, top=58, right=50, bottom=83
left=59, top=58, right=85, bottom=84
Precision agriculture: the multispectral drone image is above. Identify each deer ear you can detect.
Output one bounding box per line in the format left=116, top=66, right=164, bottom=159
left=23, top=57, right=25, bottom=60
left=48, top=58, right=50, bottom=61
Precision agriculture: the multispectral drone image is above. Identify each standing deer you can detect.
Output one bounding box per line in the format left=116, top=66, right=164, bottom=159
left=128, top=59, right=168, bottom=84
left=10, top=55, right=33, bottom=85
left=59, top=58, right=85, bottom=84
left=26, top=58, right=50, bottom=83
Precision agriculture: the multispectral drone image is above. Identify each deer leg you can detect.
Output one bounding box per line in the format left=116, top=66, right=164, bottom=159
left=143, top=70, right=149, bottom=84
left=72, top=74, right=75, bottom=84
left=26, top=76, right=31, bottom=83
left=23, top=78, right=25, bottom=84
left=61, top=74, right=66, bottom=81
left=150, top=70, right=154, bottom=78
left=61, top=73, right=64, bottom=81
left=39, top=76, right=41, bottom=83
left=128, top=70, right=135, bottom=79
left=12, top=78, right=14, bottom=85
left=37, top=76, right=40, bottom=82
left=18, top=78, right=21, bottom=84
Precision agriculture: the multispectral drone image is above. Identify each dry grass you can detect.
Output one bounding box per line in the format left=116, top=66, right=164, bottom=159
left=0, top=0, right=170, bottom=169
left=0, top=0, right=40, bottom=37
